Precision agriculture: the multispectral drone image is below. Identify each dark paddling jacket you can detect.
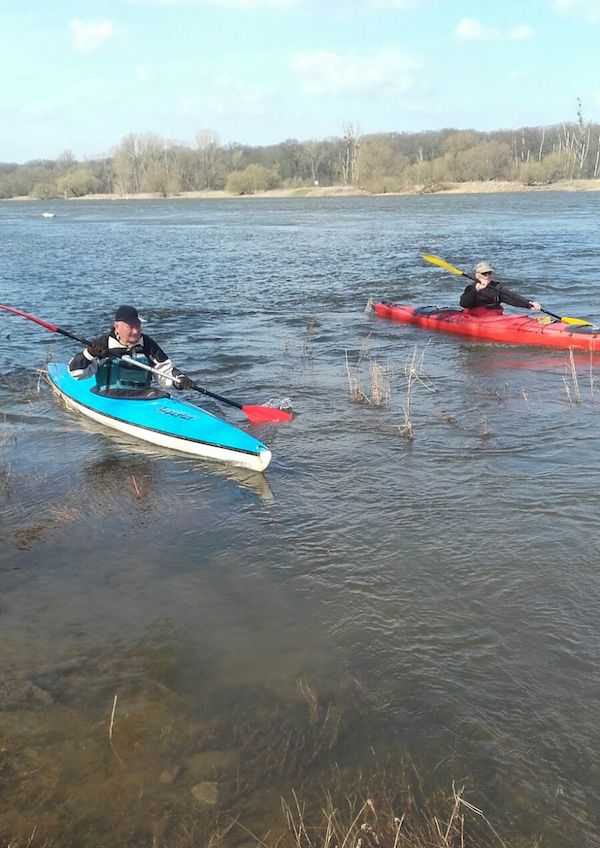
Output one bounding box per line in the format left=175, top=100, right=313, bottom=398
left=460, top=281, right=533, bottom=310
left=68, top=330, right=178, bottom=393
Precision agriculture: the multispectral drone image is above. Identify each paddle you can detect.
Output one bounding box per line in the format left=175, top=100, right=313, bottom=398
left=0, top=304, right=293, bottom=424
left=420, top=253, right=594, bottom=327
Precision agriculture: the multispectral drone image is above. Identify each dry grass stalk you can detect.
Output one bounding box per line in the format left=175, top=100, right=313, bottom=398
left=280, top=779, right=506, bottom=848
left=397, top=345, right=436, bottom=440
left=231, top=817, right=271, bottom=848
left=345, top=349, right=393, bottom=406
left=370, top=358, right=391, bottom=406
left=108, top=693, right=125, bottom=767
left=563, top=348, right=581, bottom=404
left=109, top=694, right=118, bottom=741
left=302, top=316, right=320, bottom=359
left=404, top=343, right=436, bottom=393
left=398, top=405, right=414, bottom=441
left=398, top=352, right=416, bottom=440
left=305, top=316, right=320, bottom=335
left=345, top=351, right=368, bottom=403
left=297, top=677, right=320, bottom=724
left=358, top=331, right=372, bottom=364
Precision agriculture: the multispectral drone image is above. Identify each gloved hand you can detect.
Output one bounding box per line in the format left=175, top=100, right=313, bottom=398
left=87, top=340, right=109, bottom=359
left=175, top=374, right=195, bottom=390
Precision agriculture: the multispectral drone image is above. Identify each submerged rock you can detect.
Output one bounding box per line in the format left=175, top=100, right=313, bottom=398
left=0, top=677, right=54, bottom=710
left=191, top=781, right=219, bottom=806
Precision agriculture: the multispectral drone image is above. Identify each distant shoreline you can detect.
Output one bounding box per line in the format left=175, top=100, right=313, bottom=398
left=4, top=178, right=600, bottom=202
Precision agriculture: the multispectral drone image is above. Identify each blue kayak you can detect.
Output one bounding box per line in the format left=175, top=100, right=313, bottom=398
left=47, top=364, right=272, bottom=472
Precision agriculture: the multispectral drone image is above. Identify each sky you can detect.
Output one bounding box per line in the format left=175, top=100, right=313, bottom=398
left=2, top=0, right=600, bottom=163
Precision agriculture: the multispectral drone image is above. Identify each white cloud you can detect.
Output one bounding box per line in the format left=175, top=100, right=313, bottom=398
left=455, top=17, right=489, bottom=39
left=70, top=19, right=114, bottom=52
left=553, top=0, right=600, bottom=21
left=290, top=48, right=420, bottom=96
left=455, top=17, right=534, bottom=41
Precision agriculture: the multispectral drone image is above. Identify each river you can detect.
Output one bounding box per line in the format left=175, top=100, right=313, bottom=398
left=1, top=193, right=600, bottom=847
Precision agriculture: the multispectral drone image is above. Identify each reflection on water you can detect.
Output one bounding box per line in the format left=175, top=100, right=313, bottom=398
left=2, top=195, right=600, bottom=847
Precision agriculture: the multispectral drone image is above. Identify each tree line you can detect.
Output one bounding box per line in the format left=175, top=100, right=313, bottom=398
left=2, top=110, right=600, bottom=200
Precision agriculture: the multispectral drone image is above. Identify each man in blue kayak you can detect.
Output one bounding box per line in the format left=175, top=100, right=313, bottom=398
left=460, top=261, right=542, bottom=313
left=68, top=304, right=195, bottom=395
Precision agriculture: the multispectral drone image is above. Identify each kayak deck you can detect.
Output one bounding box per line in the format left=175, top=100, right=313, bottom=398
left=374, top=303, right=600, bottom=351
left=47, top=363, right=271, bottom=472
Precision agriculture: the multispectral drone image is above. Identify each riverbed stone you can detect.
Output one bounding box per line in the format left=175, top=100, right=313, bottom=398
left=191, top=781, right=219, bottom=806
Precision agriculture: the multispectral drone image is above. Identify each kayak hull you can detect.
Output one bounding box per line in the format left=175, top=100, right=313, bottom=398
left=47, top=364, right=271, bottom=472
left=373, top=303, right=600, bottom=351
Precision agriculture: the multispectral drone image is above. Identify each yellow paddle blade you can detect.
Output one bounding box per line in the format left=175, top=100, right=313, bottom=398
left=420, top=253, right=465, bottom=276
left=560, top=316, right=594, bottom=326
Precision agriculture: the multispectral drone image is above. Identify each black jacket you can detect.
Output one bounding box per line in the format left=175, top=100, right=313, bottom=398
left=460, top=280, right=532, bottom=310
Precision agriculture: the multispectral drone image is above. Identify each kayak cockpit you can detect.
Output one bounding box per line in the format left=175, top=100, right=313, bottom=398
left=90, top=386, right=171, bottom=400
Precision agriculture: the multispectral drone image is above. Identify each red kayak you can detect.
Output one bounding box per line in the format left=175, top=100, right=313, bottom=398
left=373, top=303, right=600, bottom=351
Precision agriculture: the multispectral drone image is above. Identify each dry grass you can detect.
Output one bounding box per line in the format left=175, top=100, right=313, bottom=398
left=563, top=349, right=582, bottom=405
left=397, top=345, right=436, bottom=441
left=280, top=771, right=510, bottom=848
left=302, top=316, right=320, bottom=360
left=345, top=345, right=394, bottom=407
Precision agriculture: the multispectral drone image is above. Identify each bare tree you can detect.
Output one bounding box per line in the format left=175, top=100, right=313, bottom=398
left=195, top=128, right=220, bottom=190
left=341, top=122, right=360, bottom=184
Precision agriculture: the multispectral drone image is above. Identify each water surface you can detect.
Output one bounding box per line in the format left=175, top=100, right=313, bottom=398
left=2, top=193, right=600, bottom=846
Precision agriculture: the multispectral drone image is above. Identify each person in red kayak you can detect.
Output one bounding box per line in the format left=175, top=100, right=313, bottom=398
left=68, top=304, right=195, bottom=395
left=460, top=261, right=542, bottom=313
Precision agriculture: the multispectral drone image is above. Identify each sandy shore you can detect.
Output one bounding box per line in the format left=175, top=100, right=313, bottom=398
left=6, top=179, right=600, bottom=202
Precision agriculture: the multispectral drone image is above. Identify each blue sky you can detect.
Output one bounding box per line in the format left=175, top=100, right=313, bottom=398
left=2, top=0, right=600, bottom=163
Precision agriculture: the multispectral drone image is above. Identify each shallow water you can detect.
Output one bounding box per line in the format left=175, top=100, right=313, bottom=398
left=2, top=194, right=600, bottom=846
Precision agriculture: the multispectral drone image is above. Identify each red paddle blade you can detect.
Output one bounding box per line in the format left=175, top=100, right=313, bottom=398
left=242, top=404, right=293, bottom=424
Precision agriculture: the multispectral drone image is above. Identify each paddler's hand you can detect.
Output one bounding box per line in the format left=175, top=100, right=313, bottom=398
left=87, top=341, right=110, bottom=359
left=529, top=301, right=541, bottom=311
left=175, top=374, right=195, bottom=390
left=474, top=270, right=493, bottom=291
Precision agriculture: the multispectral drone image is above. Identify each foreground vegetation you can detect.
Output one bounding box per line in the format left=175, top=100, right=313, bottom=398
left=2, top=103, right=600, bottom=200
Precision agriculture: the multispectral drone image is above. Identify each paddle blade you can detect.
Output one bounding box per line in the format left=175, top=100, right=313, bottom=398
left=242, top=404, right=293, bottom=424
left=420, top=253, right=465, bottom=276
left=560, top=316, right=594, bottom=327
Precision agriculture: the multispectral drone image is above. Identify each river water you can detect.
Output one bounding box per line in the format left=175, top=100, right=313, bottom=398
left=1, top=193, right=600, bottom=847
